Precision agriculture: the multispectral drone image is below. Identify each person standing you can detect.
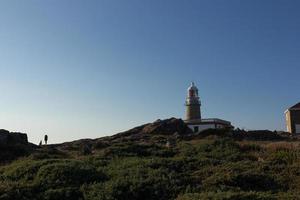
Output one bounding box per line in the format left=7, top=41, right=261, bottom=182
left=44, top=135, right=48, bottom=145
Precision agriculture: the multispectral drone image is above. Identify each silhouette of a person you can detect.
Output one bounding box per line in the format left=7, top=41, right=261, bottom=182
left=44, top=135, right=48, bottom=145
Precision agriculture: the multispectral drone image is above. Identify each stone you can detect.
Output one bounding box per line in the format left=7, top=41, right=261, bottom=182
left=141, top=118, right=192, bottom=135
left=0, top=129, right=28, bottom=145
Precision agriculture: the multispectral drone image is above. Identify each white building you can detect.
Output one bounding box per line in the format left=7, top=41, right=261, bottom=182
left=285, top=102, right=300, bottom=134
left=184, top=82, right=233, bottom=133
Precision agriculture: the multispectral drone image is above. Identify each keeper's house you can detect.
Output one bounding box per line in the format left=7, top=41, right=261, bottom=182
left=285, top=102, right=300, bottom=134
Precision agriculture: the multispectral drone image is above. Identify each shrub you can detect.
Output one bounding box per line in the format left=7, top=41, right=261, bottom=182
left=196, top=138, right=243, bottom=162
left=103, top=143, right=175, bottom=158
left=200, top=161, right=283, bottom=192
left=36, top=160, right=106, bottom=188
left=44, top=187, right=83, bottom=200
left=268, top=150, right=298, bottom=165
left=2, top=159, right=58, bottom=182
left=239, top=143, right=262, bottom=152
left=0, top=183, right=41, bottom=200
left=176, top=191, right=276, bottom=200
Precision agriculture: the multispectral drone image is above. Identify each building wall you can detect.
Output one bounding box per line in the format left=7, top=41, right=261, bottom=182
left=286, top=111, right=292, bottom=133
left=291, top=110, right=300, bottom=134
left=296, top=124, right=300, bottom=134
left=188, top=123, right=227, bottom=134
left=286, top=110, right=300, bottom=134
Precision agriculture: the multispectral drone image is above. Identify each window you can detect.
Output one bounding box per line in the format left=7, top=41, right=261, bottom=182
left=296, top=124, right=300, bottom=134
left=194, top=126, right=199, bottom=133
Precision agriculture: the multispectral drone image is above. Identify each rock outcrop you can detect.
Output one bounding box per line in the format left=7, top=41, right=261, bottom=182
left=0, top=129, right=28, bottom=145
left=141, top=118, right=192, bottom=135
left=114, top=118, right=192, bottom=138
left=0, top=130, right=35, bottom=163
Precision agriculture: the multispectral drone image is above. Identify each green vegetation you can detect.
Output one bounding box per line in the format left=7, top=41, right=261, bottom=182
left=1, top=129, right=300, bottom=200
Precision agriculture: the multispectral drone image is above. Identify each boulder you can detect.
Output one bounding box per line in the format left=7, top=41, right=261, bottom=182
left=112, top=118, right=192, bottom=142
left=141, top=118, right=192, bottom=135
left=0, top=129, right=28, bottom=145
left=0, top=130, right=35, bottom=163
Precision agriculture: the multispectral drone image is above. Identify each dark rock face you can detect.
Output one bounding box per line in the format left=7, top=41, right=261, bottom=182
left=0, top=130, right=33, bottom=163
left=114, top=118, right=192, bottom=139
left=101, top=118, right=192, bottom=146
left=0, top=129, right=28, bottom=145
left=141, top=118, right=192, bottom=135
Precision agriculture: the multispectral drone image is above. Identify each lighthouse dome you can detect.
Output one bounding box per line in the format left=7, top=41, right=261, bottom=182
left=188, top=82, right=198, bottom=92
left=187, top=82, right=199, bottom=98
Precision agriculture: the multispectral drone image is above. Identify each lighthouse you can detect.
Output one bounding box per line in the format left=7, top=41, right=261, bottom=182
left=184, top=82, right=233, bottom=133
left=185, top=82, right=201, bottom=120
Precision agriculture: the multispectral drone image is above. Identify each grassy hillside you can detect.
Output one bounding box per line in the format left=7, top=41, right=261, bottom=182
left=0, top=119, right=300, bottom=200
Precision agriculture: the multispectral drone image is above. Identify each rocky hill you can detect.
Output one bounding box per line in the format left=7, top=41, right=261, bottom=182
left=0, top=118, right=298, bottom=200
left=53, top=118, right=290, bottom=155
left=52, top=118, right=192, bottom=154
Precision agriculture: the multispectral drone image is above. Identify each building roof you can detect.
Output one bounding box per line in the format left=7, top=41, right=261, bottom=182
left=285, top=102, right=300, bottom=113
left=290, top=102, right=300, bottom=110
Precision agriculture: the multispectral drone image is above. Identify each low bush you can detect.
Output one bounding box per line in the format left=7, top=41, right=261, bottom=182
left=176, top=191, right=276, bottom=200
left=36, top=160, right=106, bottom=188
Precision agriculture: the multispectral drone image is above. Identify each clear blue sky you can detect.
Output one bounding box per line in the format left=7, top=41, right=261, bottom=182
left=0, top=0, right=299, bottom=144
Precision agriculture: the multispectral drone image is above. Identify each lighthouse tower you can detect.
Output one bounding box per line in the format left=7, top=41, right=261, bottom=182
left=185, top=82, right=201, bottom=121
